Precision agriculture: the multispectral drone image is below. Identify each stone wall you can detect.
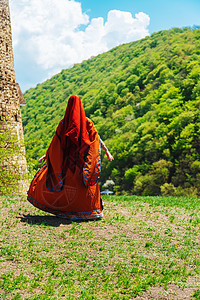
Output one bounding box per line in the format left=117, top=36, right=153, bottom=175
left=0, top=0, right=28, bottom=194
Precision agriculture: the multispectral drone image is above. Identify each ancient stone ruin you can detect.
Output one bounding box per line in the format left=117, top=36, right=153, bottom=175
left=0, top=0, right=28, bottom=194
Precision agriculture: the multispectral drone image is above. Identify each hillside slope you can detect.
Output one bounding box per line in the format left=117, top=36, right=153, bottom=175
left=22, top=27, right=200, bottom=195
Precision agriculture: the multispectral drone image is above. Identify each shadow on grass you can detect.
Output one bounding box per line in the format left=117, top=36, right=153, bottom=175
left=18, top=214, right=101, bottom=227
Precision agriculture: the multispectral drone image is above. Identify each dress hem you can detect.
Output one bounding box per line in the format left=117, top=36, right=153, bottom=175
left=27, top=192, right=103, bottom=220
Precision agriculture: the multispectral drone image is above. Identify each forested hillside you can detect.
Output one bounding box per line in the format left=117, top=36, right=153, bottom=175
left=22, top=27, right=200, bottom=196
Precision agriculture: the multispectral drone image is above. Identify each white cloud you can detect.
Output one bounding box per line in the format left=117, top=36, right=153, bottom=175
left=9, top=0, right=150, bottom=90
left=103, top=11, right=150, bottom=48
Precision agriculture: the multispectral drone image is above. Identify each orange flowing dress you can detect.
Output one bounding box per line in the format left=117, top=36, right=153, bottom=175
left=27, top=95, right=103, bottom=220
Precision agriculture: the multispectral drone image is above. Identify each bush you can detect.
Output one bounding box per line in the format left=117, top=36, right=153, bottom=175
left=134, top=160, right=173, bottom=196
left=124, top=166, right=139, bottom=185
left=174, top=186, right=198, bottom=197
left=160, top=183, right=176, bottom=196
left=0, top=119, right=23, bottom=195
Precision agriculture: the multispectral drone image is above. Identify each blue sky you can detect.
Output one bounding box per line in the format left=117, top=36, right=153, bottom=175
left=9, top=0, right=200, bottom=92
left=81, top=0, right=200, bottom=34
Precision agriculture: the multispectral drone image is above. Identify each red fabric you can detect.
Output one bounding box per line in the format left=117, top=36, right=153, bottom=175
left=61, top=95, right=91, bottom=173
left=27, top=95, right=102, bottom=219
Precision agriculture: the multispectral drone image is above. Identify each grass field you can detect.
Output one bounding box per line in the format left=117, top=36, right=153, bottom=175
left=0, top=195, right=200, bottom=299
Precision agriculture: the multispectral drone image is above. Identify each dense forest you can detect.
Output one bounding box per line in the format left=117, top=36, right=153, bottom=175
left=22, top=27, right=200, bottom=196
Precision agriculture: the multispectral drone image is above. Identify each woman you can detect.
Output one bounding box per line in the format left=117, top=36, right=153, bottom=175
left=27, top=95, right=113, bottom=220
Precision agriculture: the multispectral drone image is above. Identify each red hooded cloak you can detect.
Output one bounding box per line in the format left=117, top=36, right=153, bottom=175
left=27, top=95, right=102, bottom=220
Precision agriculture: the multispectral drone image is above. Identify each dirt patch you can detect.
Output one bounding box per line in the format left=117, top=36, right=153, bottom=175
left=135, top=276, right=200, bottom=299
left=105, top=201, right=198, bottom=237
left=91, top=224, right=119, bottom=239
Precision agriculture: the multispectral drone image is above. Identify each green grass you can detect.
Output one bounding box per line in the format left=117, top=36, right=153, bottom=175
left=0, top=195, right=200, bottom=299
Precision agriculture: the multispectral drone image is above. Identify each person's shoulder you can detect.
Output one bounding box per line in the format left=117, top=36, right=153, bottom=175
left=56, top=119, right=64, bottom=135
